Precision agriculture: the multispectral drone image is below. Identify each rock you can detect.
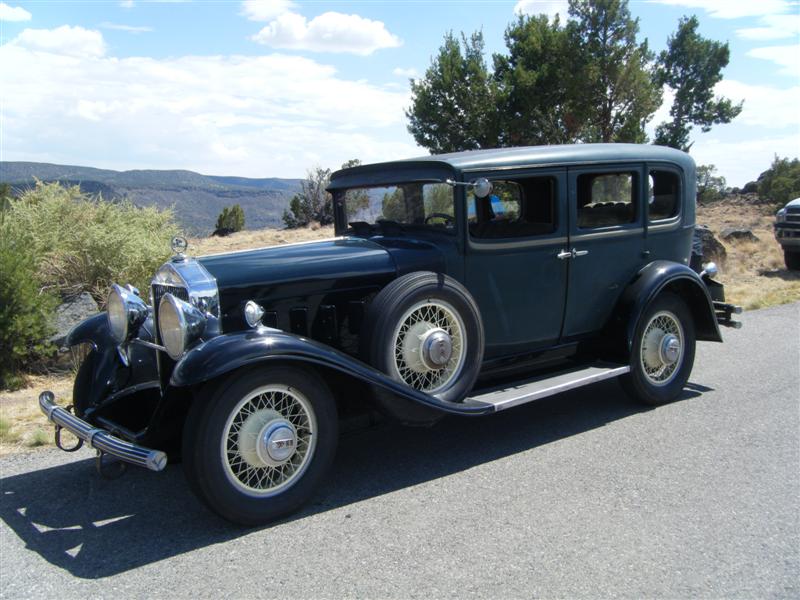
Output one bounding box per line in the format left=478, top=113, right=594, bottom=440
left=693, top=225, right=727, bottom=266
left=721, top=227, right=759, bottom=243
left=50, top=292, right=99, bottom=349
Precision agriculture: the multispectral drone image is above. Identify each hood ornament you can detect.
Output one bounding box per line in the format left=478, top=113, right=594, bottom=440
left=171, top=236, right=188, bottom=259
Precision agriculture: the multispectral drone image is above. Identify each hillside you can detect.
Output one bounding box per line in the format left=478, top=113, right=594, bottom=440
left=0, top=161, right=302, bottom=235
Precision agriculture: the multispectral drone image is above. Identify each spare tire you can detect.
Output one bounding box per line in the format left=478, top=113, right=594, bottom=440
left=362, top=271, right=484, bottom=406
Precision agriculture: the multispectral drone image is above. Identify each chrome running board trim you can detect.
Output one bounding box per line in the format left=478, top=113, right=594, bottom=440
left=465, top=363, right=630, bottom=412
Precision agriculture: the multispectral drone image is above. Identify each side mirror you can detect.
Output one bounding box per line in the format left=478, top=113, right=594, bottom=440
left=444, top=177, right=493, bottom=198
left=472, top=178, right=493, bottom=199
left=700, top=262, right=718, bottom=279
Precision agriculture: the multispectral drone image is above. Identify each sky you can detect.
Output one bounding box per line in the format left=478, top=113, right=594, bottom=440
left=0, top=0, right=798, bottom=186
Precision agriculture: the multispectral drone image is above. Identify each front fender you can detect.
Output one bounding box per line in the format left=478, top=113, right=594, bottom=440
left=616, top=261, right=722, bottom=351
left=170, top=328, right=492, bottom=416
left=65, top=312, right=113, bottom=351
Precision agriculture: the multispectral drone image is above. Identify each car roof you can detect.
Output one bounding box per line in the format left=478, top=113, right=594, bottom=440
left=330, top=143, right=695, bottom=188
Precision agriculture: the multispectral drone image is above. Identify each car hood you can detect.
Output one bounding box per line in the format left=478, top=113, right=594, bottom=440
left=784, top=197, right=800, bottom=209
left=199, top=237, right=395, bottom=292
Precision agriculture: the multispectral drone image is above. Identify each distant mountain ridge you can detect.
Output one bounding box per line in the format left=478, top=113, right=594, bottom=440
left=1, top=161, right=303, bottom=235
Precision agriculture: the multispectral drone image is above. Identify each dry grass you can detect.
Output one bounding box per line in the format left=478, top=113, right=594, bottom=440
left=190, top=224, right=335, bottom=256
left=0, top=373, right=73, bottom=456
left=697, top=200, right=800, bottom=310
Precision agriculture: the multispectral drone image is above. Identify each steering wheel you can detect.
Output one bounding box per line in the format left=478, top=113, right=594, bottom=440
left=424, top=213, right=455, bottom=225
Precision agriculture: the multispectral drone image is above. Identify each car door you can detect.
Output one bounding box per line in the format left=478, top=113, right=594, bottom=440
left=561, top=164, right=647, bottom=339
left=463, top=168, right=568, bottom=358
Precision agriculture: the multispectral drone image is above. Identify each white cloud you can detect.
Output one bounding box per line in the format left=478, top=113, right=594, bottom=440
left=0, top=2, right=31, bottom=21
left=748, top=45, right=800, bottom=78
left=736, top=13, right=800, bottom=40
left=692, top=134, right=800, bottom=186
left=251, top=11, right=402, bottom=55
left=714, top=80, right=799, bottom=128
left=649, top=0, right=793, bottom=20
left=514, top=0, right=569, bottom=19
left=9, top=25, right=106, bottom=58
left=100, top=22, right=153, bottom=34
left=647, top=79, right=800, bottom=183
left=119, top=0, right=134, bottom=8
left=0, top=27, right=418, bottom=177
left=240, top=0, right=295, bottom=21
left=393, top=67, right=417, bottom=78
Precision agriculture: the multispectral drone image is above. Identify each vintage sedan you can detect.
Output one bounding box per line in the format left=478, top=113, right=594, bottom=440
left=40, top=144, right=741, bottom=525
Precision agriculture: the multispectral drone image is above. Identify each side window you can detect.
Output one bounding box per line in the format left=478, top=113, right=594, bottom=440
left=577, top=172, right=637, bottom=228
left=648, top=170, right=680, bottom=222
left=468, top=176, right=557, bottom=239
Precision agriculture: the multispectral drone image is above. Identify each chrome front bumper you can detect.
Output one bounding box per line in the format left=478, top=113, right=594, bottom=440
left=39, top=391, right=168, bottom=472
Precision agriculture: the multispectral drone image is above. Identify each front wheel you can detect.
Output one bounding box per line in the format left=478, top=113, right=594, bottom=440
left=784, top=249, right=800, bottom=271
left=182, top=366, right=338, bottom=525
left=620, top=292, right=696, bottom=406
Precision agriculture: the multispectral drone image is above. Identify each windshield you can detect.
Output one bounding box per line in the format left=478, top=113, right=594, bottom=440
left=339, top=182, right=455, bottom=231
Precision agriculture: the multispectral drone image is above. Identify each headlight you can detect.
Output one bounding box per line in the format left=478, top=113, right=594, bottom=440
left=107, top=284, right=149, bottom=344
left=776, top=208, right=787, bottom=223
left=158, top=293, right=207, bottom=360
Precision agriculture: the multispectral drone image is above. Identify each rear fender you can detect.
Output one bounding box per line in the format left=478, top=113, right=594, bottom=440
left=614, top=261, right=722, bottom=353
left=170, top=328, right=492, bottom=417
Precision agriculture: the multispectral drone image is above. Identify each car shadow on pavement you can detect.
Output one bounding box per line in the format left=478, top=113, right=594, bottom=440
left=0, top=379, right=706, bottom=579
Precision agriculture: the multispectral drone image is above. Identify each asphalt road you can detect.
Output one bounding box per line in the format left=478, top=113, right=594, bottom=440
left=1, top=302, right=798, bottom=599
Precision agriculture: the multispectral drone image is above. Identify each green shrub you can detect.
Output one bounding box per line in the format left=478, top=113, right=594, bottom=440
left=757, top=156, right=800, bottom=206
left=3, top=182, right=180, bottom=303
left=215, top=204, right=245, bottom=233
left=0, top=232, right=57, bottom=390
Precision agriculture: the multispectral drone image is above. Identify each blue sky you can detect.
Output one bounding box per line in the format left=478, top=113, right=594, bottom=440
left=1, top=0, right=798, bottom=186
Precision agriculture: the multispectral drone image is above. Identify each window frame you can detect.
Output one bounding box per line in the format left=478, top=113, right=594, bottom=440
left=568, top=163, right=645, bottom=241
left=645, top=162, right=684, bottom=231
left=462, top=167, right=567, bottom=250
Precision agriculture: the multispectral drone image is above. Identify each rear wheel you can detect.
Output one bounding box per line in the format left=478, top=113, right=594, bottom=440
left=621, top=292, right=696, bottom=406
left=182, top=366, right=337, bottom=525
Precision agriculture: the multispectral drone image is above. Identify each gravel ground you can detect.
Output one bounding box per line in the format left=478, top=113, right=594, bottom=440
left=1, top=302, right=798, bottom=599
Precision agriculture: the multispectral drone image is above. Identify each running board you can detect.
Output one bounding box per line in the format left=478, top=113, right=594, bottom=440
left=464, top=363, right=630, bottom=412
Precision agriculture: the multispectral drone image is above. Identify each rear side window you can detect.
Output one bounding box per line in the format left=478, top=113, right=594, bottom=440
left=648, top=170, right=680, bottom=222
left=467, top=176, right=557, bottom=239
left=577, top=172, right=637, bottom=228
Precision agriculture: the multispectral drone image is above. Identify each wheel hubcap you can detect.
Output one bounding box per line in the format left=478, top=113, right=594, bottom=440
left=420, top=328, right=453, bottom=370
left=640, top=311, right=684, bottom=386
left=256, top=419, right=297, bottom=466
left=659, top=334, right=681, bottom=365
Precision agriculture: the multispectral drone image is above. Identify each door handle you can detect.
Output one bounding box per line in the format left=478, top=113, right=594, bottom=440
left=557, top=250, right=573, bottom=260
left=572, top=248, right=589, bottom=257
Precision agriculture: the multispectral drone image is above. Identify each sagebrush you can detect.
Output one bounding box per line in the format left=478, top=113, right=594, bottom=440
left=3, top=182, right=180, bottom=303
left=0, top=232, right=57, bottom=390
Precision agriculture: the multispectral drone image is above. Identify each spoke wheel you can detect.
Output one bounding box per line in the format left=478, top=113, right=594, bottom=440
left=639, top=311, right=684, bottom=387
left=183, top=366, right=337, bottom=525
left=222, top=385, right=316, bottom=497
left=361, top=272, right=484, bottom=418
left=391, top=300, right=466, bottom=393
left=621, top=292, right=696, bottom=406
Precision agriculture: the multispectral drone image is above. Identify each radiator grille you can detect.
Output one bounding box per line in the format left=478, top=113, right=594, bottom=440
left=151, top=283, right=189, bottom=343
